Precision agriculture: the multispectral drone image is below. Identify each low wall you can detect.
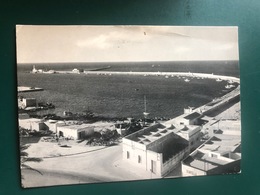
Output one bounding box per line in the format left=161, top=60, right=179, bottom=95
left=162, top=146, right=189, bottom=176
left=182, top=163, right=206, bottom=177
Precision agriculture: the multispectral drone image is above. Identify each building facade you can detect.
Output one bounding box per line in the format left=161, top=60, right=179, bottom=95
left=122, top=122, right=202, bottom=177
left=57, top=124, right=95, bottom=140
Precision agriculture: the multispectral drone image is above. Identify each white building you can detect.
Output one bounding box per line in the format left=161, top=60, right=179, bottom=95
left=122, top=122, right=202, bottom=177
left=176, top=125, right=202, bottom=151
left=31, top=65, right=38, bottom=73
left=72, top=68, right=80, bottom=74
left=18, top=97, right=37, bottom=109
left=182, top=134, right=241, bottom=177
left=19, top=118, right=49, bottom=131
left=57, top=124, right=95, bottom=139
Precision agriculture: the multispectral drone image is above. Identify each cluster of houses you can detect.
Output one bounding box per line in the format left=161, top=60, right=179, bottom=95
left=18, top=99, right=241, bottom=178
left=18, top=113, right=116, bottom=140
left=122, top=104, right=241, bottom=177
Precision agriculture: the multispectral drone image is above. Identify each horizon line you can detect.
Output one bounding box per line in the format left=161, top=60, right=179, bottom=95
left=17, top=59, right=239, bottom=65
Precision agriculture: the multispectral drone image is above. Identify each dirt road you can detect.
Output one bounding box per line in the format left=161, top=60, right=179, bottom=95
left=22, top=144, right=148, bottom=187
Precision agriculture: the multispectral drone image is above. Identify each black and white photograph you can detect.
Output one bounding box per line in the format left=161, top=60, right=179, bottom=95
left=16, top=25, right=241, bottom=188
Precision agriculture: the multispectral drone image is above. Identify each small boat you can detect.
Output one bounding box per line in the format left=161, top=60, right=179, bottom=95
left=228, top=80, right=234, bottom=84
left=184, top=78, right=190, bottom=82
left=225, top=84, right=235, bottom=89
left=143, top=112, right=150, bottom=116
left=165, top=76, right=169, bottom=78
left=216, top=78, right=222, bottom=82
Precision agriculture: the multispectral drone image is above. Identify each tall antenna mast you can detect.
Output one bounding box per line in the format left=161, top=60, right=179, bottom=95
left=144, top=95, right=147, bottom=113
left=143, top=95, right=149, bottom=117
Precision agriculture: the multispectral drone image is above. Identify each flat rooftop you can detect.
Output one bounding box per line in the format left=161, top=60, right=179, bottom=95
left=210, top=120, right=241, bottom=132
left=201, top=135, right=241, bottom=153
left=184, top=112, right=201, bottom=120
left=125, top=122, right=202, bottom=145
left=150, top=135, right=189, bottom=163
left=183, top=150, right=237, bottom=171
left=179, top=124, right=200, bottom=132
left=183, top=134, right=241, bottom=171
left=58, top=123, right=94, bottom=130
left=126, top=123, right=177, bottom=145
left=19, top=118, right=42, bottom=122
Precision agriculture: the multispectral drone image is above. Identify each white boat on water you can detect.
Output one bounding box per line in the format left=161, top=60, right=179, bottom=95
left=216, top=78, right=222, bottom=82
left=225, top=84, right=235, bottom=89
left=184, top=78, right=190, bottom=82
left=228, top=80, right=234, bottom=84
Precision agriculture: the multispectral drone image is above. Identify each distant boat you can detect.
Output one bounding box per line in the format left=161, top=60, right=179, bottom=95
left=216, top=78, right=222, bottom=82
left=184, top=78, right=190, bottom=82
left=225, top=84, right=235, bottom=89
left=228, top=80, right=234, bottom=84
left=165, top=76, right=169, bottom=78
left=225, top=85, right=232, bottom=89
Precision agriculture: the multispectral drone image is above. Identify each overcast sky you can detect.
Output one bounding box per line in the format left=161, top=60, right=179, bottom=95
left=16, top=25, right=239, bottom=64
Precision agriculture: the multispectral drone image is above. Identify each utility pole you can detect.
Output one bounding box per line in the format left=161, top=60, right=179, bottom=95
left=143, top=95, right=149, bottom=126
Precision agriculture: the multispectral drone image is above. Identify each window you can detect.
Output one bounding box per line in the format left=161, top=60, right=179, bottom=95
left=127, top=151, right=130, bottom=159
left=138, top=155, right=141, bottom=163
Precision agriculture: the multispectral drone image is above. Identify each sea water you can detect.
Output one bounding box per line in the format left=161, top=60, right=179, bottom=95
left=17, top=61, right=239, bottom=119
